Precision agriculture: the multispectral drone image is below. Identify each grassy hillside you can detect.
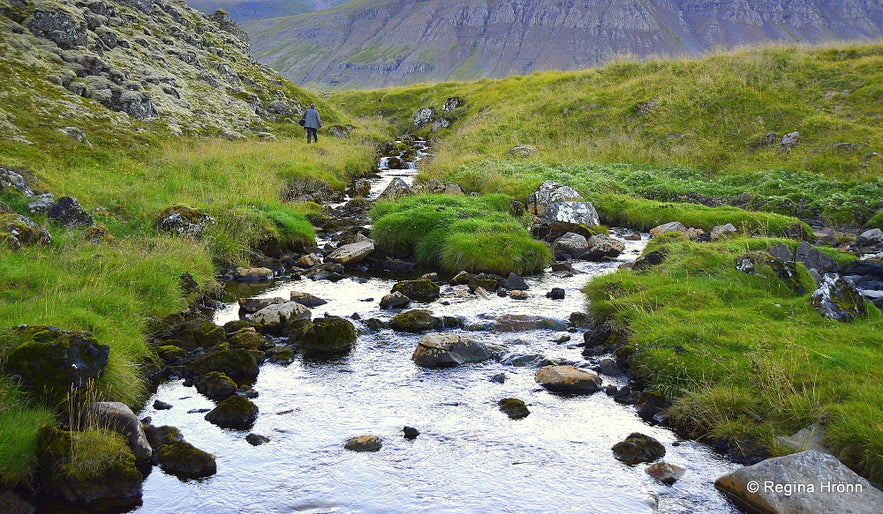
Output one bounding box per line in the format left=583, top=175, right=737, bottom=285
left=331, top=42, right=883, bottom=225
left=329, top=42, right=883, bottom=482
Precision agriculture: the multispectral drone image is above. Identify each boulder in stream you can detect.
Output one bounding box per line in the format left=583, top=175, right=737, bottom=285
left=344, top=435, right=382, bottom=452
left=412, top=333, right=491, bottom=368
left=326, top=239, right=375, bottom=265
left=380, top=291, right=411, bottom=310
left=391, top=309, right=442, bottom=333
left=392, top=278, right=440, bottom=302
left=612, top=433, right=666, bottom=465
left=289, top=316, right=357, bottom=357
left=499, top=398, right=530, bottom=419
left=646, top=461, right=686, bottom=485
left=535, top=365, right=601, bottom=394
left=204, top=395, right=259, bottom=429
left=251, top=301, right=311, bottom=334
left=156, top=440, right=217, bottom=479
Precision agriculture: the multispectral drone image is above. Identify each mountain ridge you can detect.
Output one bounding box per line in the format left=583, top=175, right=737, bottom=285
left=244, top=0, right=883, bottom=90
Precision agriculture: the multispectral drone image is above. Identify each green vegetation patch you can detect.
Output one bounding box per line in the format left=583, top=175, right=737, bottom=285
left=586, top=235, right=883, bottom=482
left=371, top=194, right=552, bottom=275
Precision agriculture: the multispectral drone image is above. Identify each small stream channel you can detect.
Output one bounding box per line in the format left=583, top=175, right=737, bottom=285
left=136, top=140, right=740, bottom=513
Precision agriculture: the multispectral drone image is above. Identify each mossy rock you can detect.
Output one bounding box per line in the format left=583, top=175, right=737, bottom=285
left=391, top=309, right=442, bottom=333
left=227, top=327, right=265, bottom=350
left=186, top=348, right=259, bottom=383
left=1, top=213, right=52, bottom=249
left=289, top=316, right=357, bottom=356
left=155, top=344, right=186, bottom=363
left=4, top=326, right=109, bottom=406
left=36, top=426, right=143, bottom=506
left=195, top=371, right=237, bottom=401
left=612, top=432, right=666, bottom=465
left=143, top=425, right=183, bottom=451
left=391, top=278, right=440, bottom=303
left=169, top=319, right=226, bottom=351
left=154, top=205, right=215, bottom=237
left=156, top=441, right=217, bottom=479
left=204, top=395, right=259, bottom=429
left=468, top=273, right=503, bottom=292
left=84, top=224, right=115, bottom=244
left=499, top=398, right=530, bottom=419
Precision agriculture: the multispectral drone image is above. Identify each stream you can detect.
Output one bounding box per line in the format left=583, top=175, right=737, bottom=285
left=136, top=140, right=740, bottom=514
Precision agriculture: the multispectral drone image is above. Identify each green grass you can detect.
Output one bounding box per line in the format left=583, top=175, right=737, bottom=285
left=0, top=384, right=56, bottom=488
left=0, top=126, right=384, bottom=487
left=331, top=42, right=883, bottom=225
left=371, top=194, right=552, bottom=275
left=585, top=235, right=883, bottom=482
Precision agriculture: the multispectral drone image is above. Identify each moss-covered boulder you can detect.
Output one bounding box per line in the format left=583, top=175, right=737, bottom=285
left=1, top=213, right=52, bottom=249
left=227, top=327, right=265, bottom=350
left=3, top=326, right=109, bottom=406
left=204, top=395, right=259, bottom=429
left=154, top=205, right=215, bottom=238
left=185, top=348, right=259, bottom=383
left=151, top=318, right=226, bottom=351
left=289, top=316, right=357, bottom=357
left=391, top=309, right=442, bottom=333
left=612, top=433, right=666, bottom=465
left=195, top=371, right=238, bottom=401
left=467, top=273, right=503, bottom=293
left=391, top=278, right=440, bottom=303
left=499, top=398, right=530, bottom=419
left=36, top=426, right=143, bottom=508
left=155, top=441, right=217, bottom=479
left=155, top=344, right=187, bottom=364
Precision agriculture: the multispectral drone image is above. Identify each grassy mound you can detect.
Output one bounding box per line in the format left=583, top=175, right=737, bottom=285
left=586, top=235, right=883, bottom=482
left=371, top=194, right=552, bottom=275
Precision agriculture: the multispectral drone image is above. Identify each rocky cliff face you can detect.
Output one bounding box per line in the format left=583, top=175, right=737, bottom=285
left=245, top=0, right=883, bottom=90
left=0, top=0, right=314, bottom=143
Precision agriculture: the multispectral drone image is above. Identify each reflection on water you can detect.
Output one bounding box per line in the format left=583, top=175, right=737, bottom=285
left=139, top=252, right=738, bottom=514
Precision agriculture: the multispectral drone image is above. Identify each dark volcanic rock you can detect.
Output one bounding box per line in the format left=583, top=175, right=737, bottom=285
left=204, top=395, right=259, bottom=429
left=4, top=325, right=109, bottom=406
left=612, top=433, right=666, bottom=465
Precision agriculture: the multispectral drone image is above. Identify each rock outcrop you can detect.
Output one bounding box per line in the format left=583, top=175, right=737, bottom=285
left=0, top=0, right=318, bottom=142
left=245, top=0, right=883, bottom=90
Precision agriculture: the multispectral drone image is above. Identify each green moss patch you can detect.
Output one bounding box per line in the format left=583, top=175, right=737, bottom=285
left=371, top=194, right=552, bottom=275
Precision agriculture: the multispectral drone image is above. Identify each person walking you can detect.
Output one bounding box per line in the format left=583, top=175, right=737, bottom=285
left=302, top=104, right=321, bottom=144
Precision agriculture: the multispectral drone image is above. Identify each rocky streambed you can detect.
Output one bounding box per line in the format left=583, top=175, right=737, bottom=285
left=131, top=139, right=744, bottom=514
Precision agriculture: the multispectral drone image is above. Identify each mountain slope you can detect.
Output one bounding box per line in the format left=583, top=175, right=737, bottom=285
left=0, top=0, right=322, bottom=146
left=246, top=0, right=883, bottom=90
left=184, top=0, right=348, bottom=22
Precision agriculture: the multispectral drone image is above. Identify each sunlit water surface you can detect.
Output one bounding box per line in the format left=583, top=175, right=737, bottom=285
left=137, top=143, right=739, bottom=513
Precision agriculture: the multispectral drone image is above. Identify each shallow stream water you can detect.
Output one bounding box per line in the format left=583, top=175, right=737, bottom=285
left=136, top=141, right=740, bottom=514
